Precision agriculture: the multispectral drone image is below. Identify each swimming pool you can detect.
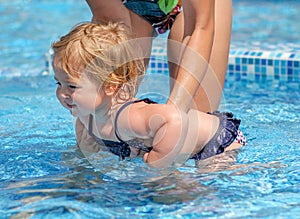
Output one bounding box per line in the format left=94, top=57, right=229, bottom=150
left=1, top=0, right=299, bottom=218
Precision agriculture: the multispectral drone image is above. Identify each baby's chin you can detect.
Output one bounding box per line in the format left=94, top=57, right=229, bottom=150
left=70, top=107, right=92, bottom=118
left=70, top=109, right=81, bottom=117
left=67, top=105, right=79, bottom=117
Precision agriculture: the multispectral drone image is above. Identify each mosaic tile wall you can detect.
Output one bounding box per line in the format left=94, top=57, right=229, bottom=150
left=148, top=46, right=300, bottom=83
left=44, top=46, right=300, bottom=83
left=228, top=49, right=300, bottom=82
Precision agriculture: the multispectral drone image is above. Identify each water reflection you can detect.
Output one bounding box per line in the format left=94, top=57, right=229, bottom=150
left=2, top=141, right=299, bottom=218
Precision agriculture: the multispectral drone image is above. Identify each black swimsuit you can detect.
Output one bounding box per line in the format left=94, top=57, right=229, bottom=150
left=88, top=98, right=242, bottom=161
left=88, top=98, right=156, bottom=160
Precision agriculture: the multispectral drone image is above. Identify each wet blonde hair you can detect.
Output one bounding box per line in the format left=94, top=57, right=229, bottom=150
left=52, top=22, right=145, bottom=101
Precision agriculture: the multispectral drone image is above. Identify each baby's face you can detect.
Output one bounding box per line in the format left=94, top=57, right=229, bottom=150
left=53, top=54, right=106, bottom=118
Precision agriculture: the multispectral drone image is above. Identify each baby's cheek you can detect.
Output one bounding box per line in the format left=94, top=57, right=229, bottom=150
left=55, top=88, right=59, bottom=99
left=56, top=90, right=64, bottom=105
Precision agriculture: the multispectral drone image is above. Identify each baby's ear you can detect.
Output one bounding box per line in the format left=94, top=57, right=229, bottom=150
left=103, top=83, right=119, bottom=96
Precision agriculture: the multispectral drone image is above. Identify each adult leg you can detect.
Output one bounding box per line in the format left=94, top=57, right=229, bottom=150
left=193, top=0, right=232, bottom=112
left=168, top=0, right=232, bottom=112
left=167, top=0, right=215, bottom=113
left=167, top=12, right=183, bottom=91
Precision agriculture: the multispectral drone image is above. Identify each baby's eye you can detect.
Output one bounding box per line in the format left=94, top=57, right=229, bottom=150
left=56, top=81, right=61, bottom=86
left=69, top=84, right=79, bottom=89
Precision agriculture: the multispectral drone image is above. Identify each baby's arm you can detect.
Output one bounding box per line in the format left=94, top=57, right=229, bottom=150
left=123, top=104, right=192, bottom=168
left=144, top=108, right=218, bottom=167
left=128, top=105, right=224, bottom=168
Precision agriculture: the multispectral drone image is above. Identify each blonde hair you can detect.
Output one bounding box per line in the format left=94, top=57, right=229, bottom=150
left=52, top=22, right=145, bottom=101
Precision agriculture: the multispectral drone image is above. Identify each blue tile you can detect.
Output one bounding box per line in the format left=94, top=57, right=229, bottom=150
left=255, top=58, right=260, bottom=65
left=261, top=74, right=267, bottom=82
left=248, top=73, right=255, bottom=81
left=235, top=72, right=241, bottom=81
left=294, top=69, right=299, bottom=78
left=255, top=65, right=260, bottom=73
left=281, top=60, right=287, bottom=67
left=289, top=53, right=295, bottom=58
left=268, top=59, right=273, bottom=66
left=242, top=72, right=247, bottom=77
left=255, top=73, right=261, bottom=81
left=224, top=50, right=300, bottom=82
left=267, top=74, right=273, bottom=81
left=274, top=70, right=279, bottom=80
left=287, top=74, right=293, bottom=81
left=261, top=66, right=266, bottom=75
left=287, top=69, right=294, bottom=81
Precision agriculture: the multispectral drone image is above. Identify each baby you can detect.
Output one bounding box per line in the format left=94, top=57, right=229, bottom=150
left=52, top=22, right=246, bottom=168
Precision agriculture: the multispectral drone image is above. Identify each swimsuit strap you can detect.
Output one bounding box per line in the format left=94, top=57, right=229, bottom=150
left=88, top=98, right=156, bottom=139
left=88, top=114, right=94, bottom=137
left=114, top=98, right=157, bottom=143
left=88, top=114, right=131, bottom=160
left=87, top=98, right=156, bottom=160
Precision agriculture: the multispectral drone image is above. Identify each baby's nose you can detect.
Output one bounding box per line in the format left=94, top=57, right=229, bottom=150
left=59, top=86, right=71, bottom=99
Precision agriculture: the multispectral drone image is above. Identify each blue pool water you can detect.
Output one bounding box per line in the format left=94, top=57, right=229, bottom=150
left=231, top=0, right=300, bottom=52
left=1, top=0, right=300, bottom=218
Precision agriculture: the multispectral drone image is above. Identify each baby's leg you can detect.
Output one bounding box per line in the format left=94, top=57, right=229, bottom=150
left=179, top=109, right=220, bottom=157
left=189, top=110, right=245, bottom=162
left=225, top=142, right=243, bottom=151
